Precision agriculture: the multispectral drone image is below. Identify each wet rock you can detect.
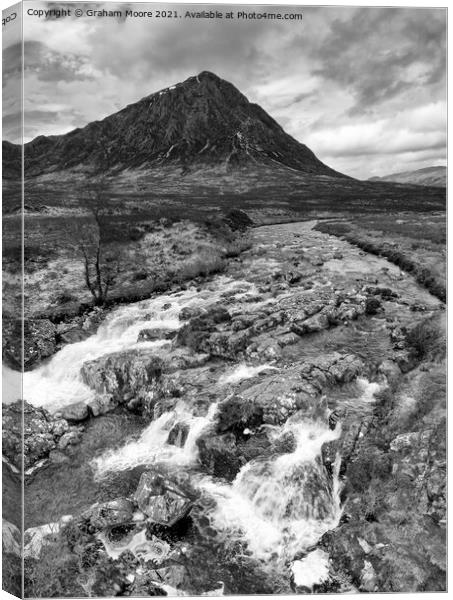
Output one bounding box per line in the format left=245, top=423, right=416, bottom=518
left=57, top=430, right=82, bottom=451
left=377, top=360, right=401, bottom=385
left=216, top=395, right=263, bottom=433
left=286, top=270, right=302, bottom=284
left=167, top=422, right=190, bottom=447
left=197, top=430, right=246, bottom=480
left=3, top=318, right=57, bottom=370
left=365, top=297, right=382, bottom=315
left=179, top=306, right=204, bottom=320
left=87, top=394, right=118, bottom=416
left=365, top=286, right=398, bottom=300
left=49, top=449, right=70, bottom=464
left=175, top=306, right=231, bottom=354
left=58, top=328, right=91, bottom=345
left=299, top=353, right=364, bottom=388
left=81, top=349, right=163, bottom=400
left=81, top=498, right=135, bottom=530
left=205, top=329, right=252, bottom=359
left=3, top=400, right=77, bottom=469
left=138, top=328, right=177, bottom=342
left=291, top=312, right=330, bottom=334
left=164, top=349, right=210, bottom=371
left=134, top=472, right=192, bottom=526
left=58, top=400, right=89, bottom=423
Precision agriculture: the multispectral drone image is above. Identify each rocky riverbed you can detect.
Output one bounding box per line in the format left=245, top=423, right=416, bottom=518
left=3, top=220, right=446, bottom=596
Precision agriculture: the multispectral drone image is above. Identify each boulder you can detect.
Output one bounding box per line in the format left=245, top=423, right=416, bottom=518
left=365, top=297, right=382, bottom=315
left=81, top=498, right=135, bottom=530
left=3, top=318, right=57, bottom=370
left=175, top=305, right=231, bottom=353
left=87, top=394, right=118, bottom=416
left=134, top=472, right=192, bottom=526
left=58, top=401, right=89, bottom=422
left=138, top=328, right=177, bottom=342
left=3, top=400, right=77, bottom=469
left=58, top=328, right=91, bottom=345
left=197, top=430, right=246, bottom=480
left=81, top=349, right=163, bottom=400
left=167, top=422, right=190, bottom=447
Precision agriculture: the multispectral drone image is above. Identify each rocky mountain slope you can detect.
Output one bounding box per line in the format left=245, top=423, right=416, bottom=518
left=4, top=71, right=346, bottom=180
left=369, top=166, right=446, bottom=187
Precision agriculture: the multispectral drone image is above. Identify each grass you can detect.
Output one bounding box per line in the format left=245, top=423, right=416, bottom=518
left=315, top=213, right=446, bottom=302
left=3, top=214, right=252, bottom=320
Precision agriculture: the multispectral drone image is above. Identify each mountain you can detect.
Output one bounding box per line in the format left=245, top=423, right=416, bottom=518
left=369, top=166, right=446, bottom=188
left=3, top=71, right=347, bottom=180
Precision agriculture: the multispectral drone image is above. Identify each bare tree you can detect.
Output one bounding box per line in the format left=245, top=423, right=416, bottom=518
left=76, top=178, right=123, bottom=306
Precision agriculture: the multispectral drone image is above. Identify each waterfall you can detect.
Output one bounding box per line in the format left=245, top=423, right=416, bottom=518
left=91, top=402, right=219, bottom=477
left=198, top=416, right=342, bottom=565
left=21, top=277, right=251, bottom=412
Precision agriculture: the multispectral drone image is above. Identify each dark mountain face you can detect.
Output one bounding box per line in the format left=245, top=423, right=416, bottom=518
left=5, top=71, right=347, bottom=179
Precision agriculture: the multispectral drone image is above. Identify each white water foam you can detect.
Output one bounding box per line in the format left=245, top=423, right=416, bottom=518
left=91, top=402, right=218, bottom=477
left=22, top=277, right=251, bottom=412
left=199, top=416, right=342, bottom=564
left=218, top=363, right=277, bottom=385
left=356, top=377, right=382, bottom=403
left=291, top=548, right=330, bottom=588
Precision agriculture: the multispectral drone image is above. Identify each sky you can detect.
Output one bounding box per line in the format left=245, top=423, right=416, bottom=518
left=2, top=1, right=447, bottom=179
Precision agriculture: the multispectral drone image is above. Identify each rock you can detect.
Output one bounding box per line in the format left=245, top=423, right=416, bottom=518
left=333, top=251, right=343, bottom=260
left=377, top=360, right=401, bottom=385
left=81, top=349, right=163, bottom=400
left=291, top=312, right=330, bottom=335
left=176, top=305, right=231, bottom=347
left=197, top=430, right=246, bottom=480
left=167, top=422, right=190, bottom=447
left=3, top=318, right=57, bottom=370
left=365, top=286, right=398, bottom=300
left=57, top=430, right=82, bottom=451
left=205, top=330, right=251, bottom=359
left=286, top=271, right=302, bottom=284
left=365, top=297, right=382, bottom=315
left=58, top=401, right=89, bottom=422
left=179, top=306, right=205, bottom=321
left=3, top=400, right=76, bottom=469
left=164, top=349, right=211, bottom=371
left=87, top=394, right=118, bottom=416
left=24, top=523, right=61, bottom=559
left=134, top=472, right=192, bottom=526
left=49, top=449, right=70, bottom=464
left=58, top=328, right=91, bottom=345
left=81, top=498, right=135, bottom=530
left=138, top=328, right=177, bottom=342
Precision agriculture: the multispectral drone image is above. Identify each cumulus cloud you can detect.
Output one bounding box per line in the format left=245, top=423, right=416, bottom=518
left=2, top=2, right=446, bottom=178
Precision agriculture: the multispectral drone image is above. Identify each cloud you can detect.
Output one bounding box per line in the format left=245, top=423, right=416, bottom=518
left=311, top=7, right=446, bottom=115
left=2, top=2, right=446, bottom=178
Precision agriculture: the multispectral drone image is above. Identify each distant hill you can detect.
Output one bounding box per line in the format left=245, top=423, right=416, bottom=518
left=369, top=166, right=446, bottom=187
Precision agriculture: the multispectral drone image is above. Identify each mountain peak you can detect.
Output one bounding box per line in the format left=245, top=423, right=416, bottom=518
left=16, top=72, right=348, bottom=179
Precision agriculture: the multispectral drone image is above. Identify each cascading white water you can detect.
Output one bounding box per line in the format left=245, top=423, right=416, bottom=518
left=21, top=277, right=252, bottom=412
left=199, top=415, right=342, bottom=566
left=218, top=363, right=277, bottom=385
left=91, top=401, right=219, bottom=477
